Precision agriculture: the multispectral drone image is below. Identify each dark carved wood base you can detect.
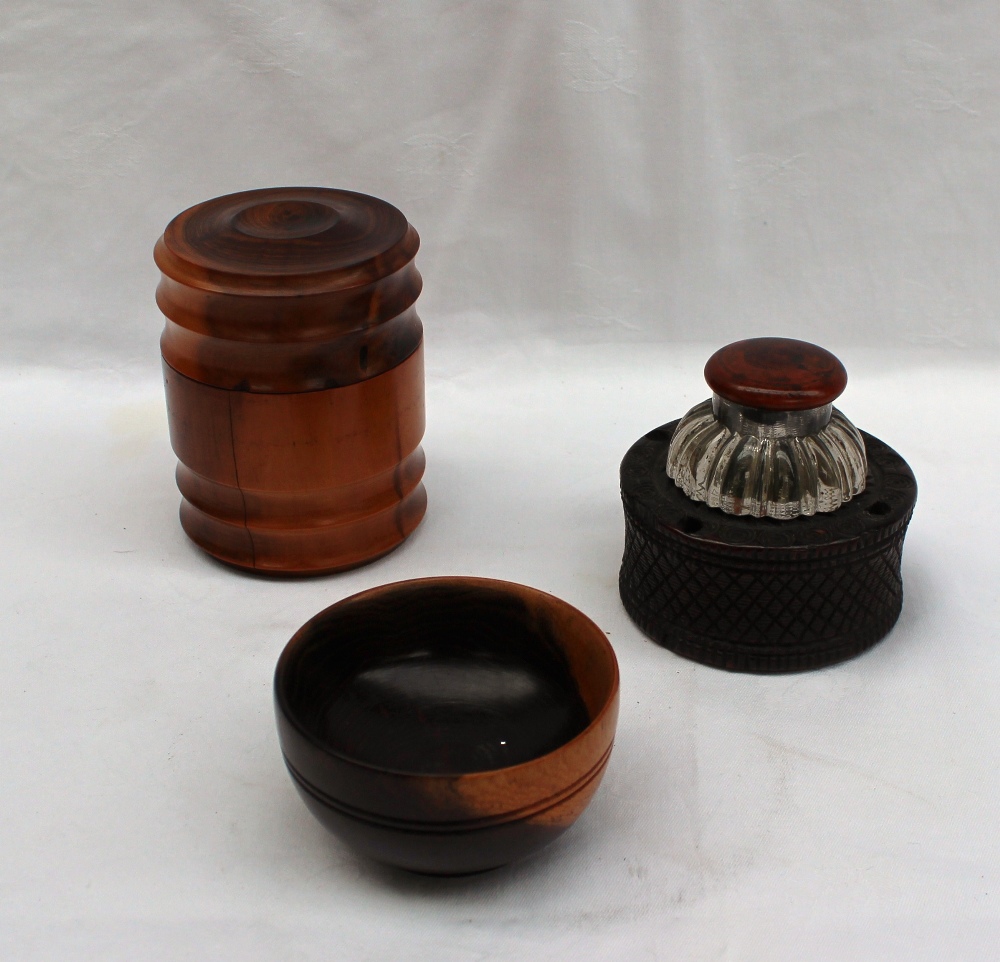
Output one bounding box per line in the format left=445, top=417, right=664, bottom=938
left=619, top=421, right=917, bottom=673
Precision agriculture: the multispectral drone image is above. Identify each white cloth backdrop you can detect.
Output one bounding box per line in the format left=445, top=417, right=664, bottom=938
left=2, top=2, right=999, bottom=959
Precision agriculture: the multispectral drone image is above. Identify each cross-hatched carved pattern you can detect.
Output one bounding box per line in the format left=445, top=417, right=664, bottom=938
left=619, top=429, right=916, bottom=673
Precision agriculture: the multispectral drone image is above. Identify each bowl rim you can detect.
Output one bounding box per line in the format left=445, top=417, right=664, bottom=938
left=274, top=575, right=620, bottom=782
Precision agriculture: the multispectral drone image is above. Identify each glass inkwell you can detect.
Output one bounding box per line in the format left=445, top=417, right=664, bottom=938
left=619, top=338, right=917, bottom=673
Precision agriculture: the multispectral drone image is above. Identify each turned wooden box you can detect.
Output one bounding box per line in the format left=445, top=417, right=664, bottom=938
left=156, top=188, right=426, bottom=574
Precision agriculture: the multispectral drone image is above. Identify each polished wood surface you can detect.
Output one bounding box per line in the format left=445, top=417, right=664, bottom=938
left=155, top=189, right=418, bottom=291
left=704, top=337, right=848, bottom=411
left=274, top=578, right=620, bottom=875
left=163, top=344, right=425, bottom=574
left=156, top=188, right=426, bottom=573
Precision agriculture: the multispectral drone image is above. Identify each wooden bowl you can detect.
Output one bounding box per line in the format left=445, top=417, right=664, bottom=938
left=274, top=577, right=620, bottom=875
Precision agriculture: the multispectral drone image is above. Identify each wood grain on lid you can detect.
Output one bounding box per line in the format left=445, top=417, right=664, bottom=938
left=154, top=187, right=416, bottom=294
left=704, top=337, right=848, bottom=411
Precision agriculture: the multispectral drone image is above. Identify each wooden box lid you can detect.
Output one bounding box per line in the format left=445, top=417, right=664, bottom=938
left=155, top=188, right=423, bottom=393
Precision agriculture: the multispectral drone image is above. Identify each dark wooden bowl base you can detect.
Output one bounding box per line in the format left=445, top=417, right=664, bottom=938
left=620, top=422, right=917, bottom=673
left=285, top=761, right=584, bottom=876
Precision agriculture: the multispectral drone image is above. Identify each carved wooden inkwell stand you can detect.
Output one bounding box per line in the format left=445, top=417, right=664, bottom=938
left=619, top=338, right=917, bottom=672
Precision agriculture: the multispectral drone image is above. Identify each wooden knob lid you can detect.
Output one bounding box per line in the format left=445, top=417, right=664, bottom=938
left=154, top=187, right=418, bottom=294
left=704, top=337, right=848, bottom=411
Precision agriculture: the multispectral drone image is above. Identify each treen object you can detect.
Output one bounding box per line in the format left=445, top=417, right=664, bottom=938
left=156, top=188, right=426, bottom=574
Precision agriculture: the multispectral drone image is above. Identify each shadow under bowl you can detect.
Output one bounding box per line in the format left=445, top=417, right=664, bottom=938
left=274, top=577, right=620, bottom=875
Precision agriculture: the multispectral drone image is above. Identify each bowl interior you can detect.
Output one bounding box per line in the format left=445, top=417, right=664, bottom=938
left=278, top=580, right=614, bottom=776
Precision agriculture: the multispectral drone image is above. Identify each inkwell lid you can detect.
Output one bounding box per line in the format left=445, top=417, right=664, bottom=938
left=666, top=338, right=867, bottom=520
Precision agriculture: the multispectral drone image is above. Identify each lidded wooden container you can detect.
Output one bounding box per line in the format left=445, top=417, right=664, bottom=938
left=156, top=188, right=426, bottom=574
left=620, top=339, right=917, bottom=672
